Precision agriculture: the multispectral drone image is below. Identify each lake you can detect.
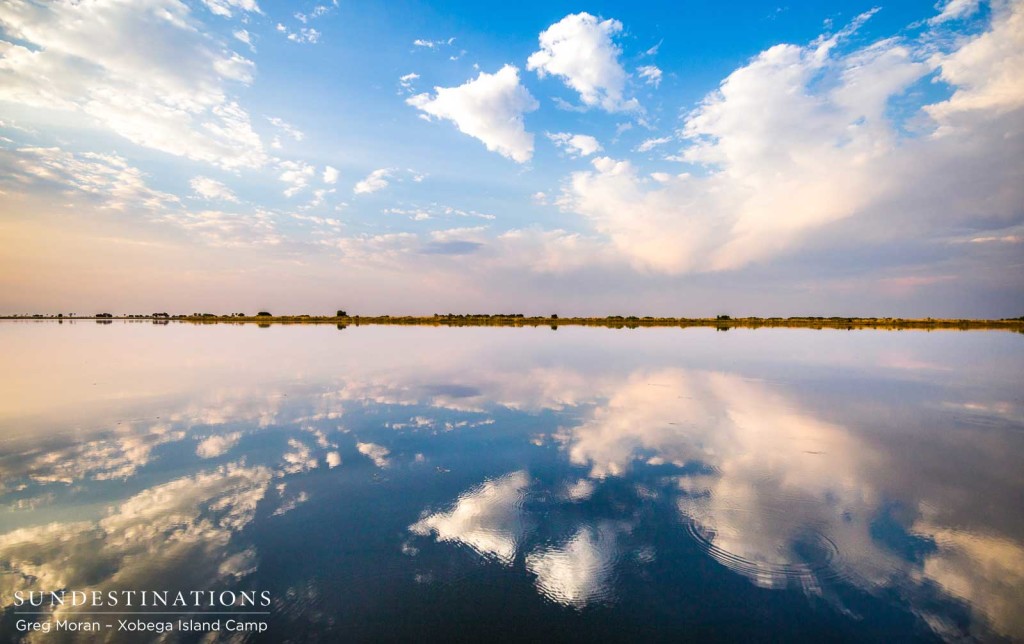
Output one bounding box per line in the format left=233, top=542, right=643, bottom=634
left=1, top=322, right=1022, bottom=642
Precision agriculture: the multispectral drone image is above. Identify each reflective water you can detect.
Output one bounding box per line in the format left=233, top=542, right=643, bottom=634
left=1, top=322, right=1022, bottom=642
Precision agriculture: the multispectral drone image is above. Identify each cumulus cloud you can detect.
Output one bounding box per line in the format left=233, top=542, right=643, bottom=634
left=278, top=160, right=315, bottom=197
left=322, top=165, right=339, bottom=184
left=353, top=168, right=392, bottom=195
left=0, top=0, right=266, bottom=170
left=407, top=65, right=539, bottom=163
left=547, top=132, right=602, bottom=157
left=925, top=0, right=1024, bottom=124
left=190, top=176, right=239, bottom=203
left=527, top=12, right=637, bottom=112
left=560, top=5, right=1024, bottom=273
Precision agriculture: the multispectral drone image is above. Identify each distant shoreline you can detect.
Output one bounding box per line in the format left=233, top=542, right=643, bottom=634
left=3, top=314, right=1023, bottom=332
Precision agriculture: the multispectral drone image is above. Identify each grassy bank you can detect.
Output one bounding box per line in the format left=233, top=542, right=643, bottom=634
left=6, top=314, right=1023, bottom=332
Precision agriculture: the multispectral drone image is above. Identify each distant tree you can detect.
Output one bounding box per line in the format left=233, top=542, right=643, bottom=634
left=716, top=314, right=731, bottom=320
left=336, top=310, right=348, bottom=317
left=551, top=314, right=558, bottom=319
left=257, top=311, right=272, bottom=316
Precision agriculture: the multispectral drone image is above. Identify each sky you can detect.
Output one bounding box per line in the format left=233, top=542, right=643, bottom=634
left=0, top=0, right=1021, bottom=317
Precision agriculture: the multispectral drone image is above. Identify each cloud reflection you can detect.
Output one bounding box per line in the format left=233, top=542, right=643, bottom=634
left=1, top=326, right=1021, bottom=639
left=526, top=522, right=622, bottom=607
left=0, top=462, right=271, bottom=625
left=410, top=471, right=530, bottom=564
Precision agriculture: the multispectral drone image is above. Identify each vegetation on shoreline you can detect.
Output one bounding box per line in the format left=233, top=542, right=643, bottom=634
left=3, top=312, right=1023, bottom=332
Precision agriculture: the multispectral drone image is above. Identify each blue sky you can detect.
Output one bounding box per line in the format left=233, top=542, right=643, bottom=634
left=0, top=0, right=1021, bottom=315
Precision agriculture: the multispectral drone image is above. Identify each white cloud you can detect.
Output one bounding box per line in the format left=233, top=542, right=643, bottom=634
left=0, top=0, right=266, bottom=170
left=353, top=168, right=392, bottom=195
left=200, top=0, right=261, bottom=18
left=322, top=165, right=339, bottom=184
left=398, top=72, right=420, bottom=94
left=288, top=27, right=320, bottom=44
left=637, top=65, right=663, bottom=87
left=407, top=65, right=539, bottom=163
left=547, top=132, right=602, bottom=157
left=560, top=7, right=1024, bottom=273
left=162, top=208, right=281, bottom=247
left=278, top=160, right=315, bottom=197
left=384, top=204, right=493, bottom=222
left=413, top=37, right=455, bottom=49
left=2, top=146, right=178, bottom=211
left=635, top=136, right=672, bottom=152
left=443, top=206, right=493, bottom=220
left=233, top=29, right=254, bottom=50
left=527, top=12, right=637, bottom=112
left=305, top=187, right=335, bottom=208
left=929, top=0, right=981, bottom=24
left=190, top=176, right=239, bottom=203
left=274, top=20, right=321, bottom=44
left=969, top=234, right=1022, bottom=244
left=294, top=5, right=332, bottom=23
left=925, top=0, right=1024, bottom=125
left=385, top=208, right=421, bottom=220
left=267, top=116, right=304, bottom=142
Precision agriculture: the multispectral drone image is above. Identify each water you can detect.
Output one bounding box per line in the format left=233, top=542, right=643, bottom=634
left=0, top=322, right=1022, bottom=642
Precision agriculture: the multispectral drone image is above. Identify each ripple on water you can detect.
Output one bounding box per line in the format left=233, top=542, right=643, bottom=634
left=682, top=512, right=844, bottom=591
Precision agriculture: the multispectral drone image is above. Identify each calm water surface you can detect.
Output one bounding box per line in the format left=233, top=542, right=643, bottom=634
left=1, top=323, right=1022, bottom=642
